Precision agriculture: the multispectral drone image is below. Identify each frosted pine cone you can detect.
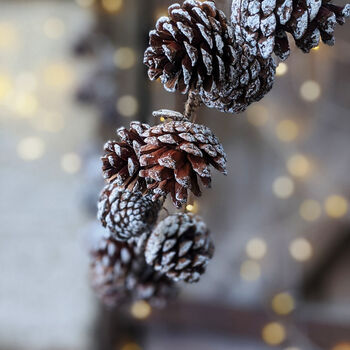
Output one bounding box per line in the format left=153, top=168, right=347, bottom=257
left=231, top=0, right=350, bottom=60
left=101, top=121, right=150, bottom=192
left=139, top=117, right=227, bottom=208
left=145, top=0, right=276, bottom=114
left=145, top=213, right=214, bottom=283
left=90, top=235, right=176, bottom=307
left=98, top=183, right=161, bottom=241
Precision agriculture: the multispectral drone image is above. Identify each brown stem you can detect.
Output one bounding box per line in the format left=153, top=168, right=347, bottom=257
left=184, top=90, right=202, bottom=122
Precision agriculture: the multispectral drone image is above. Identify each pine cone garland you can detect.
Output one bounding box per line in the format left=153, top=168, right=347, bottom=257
left=101, top=121, right=150, bottom=191
left=231, top=0, right=350, bottom=60
left=144, top=0, right=276, bottom=114
left=145, top=213, right=214, bottom=283
left=98, top=183, right=161, bottom=241
left=139, top=117, right=227, bottom=208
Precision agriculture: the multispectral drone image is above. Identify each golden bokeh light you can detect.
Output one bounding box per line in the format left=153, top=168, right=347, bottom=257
left=276, top=119, right=299, bottom=142
left=246, top=104, right=269, bottom=127
left=271, top=292, right=295, bottom=315
left=114, top=47, right=136, bottom=70
left=333, top=343, right=350, bottom=350
left=240, top=260, right=261, bottom=281
left=300, top=80, right=321, bottom=102
left=130, top=301, right=151, bottom=319
left=17, top=137, right=45, bottom=161
left=286, top=154, right=311, bottom=178
left=121, top=343, right=142, bottom=350
left=273, top=176, right=295, bottom=199
left=43, top=17, right=65, bottom=39
left=0, top=22, right=19, bottom=50
left=262, top=322, right=286, bottom=346
left=289, top=238, right=313, bottom=262
left=61, top=153, right=82, bottom=174
left=14, top=92, right=38, bottom=118
left=325, top=195, right=349, bottom=219
left=0, top=73, right=14, bottom=103
left=43, top=62, right=74, bottom=89
left=117, top=95, right=139, bottom=117
left=299, top=199, right=321, bottom=222
left=246, top=238, right=267, bottom=260
left=186, top=201, right=199, bottom=214
left=102, top=0, right=123, bottom=13
left=276, top=63, right=288, bottom=76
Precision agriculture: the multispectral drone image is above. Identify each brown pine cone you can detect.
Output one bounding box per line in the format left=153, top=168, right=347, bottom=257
left=101, top=121, right=150, bottom=192
left=138, top=116, right=227, bottom=208
left=144, top=0, right=276, bottom=114
left=145, top=213, right=214, bottom=283
left=231, top=0, right=350, bottom=60
left=90, top=235, right=176, bottom=307
left=98, top=183, right=161, bottom=241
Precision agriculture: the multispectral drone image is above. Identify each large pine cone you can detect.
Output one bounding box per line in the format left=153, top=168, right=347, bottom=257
left=144, top=0, right=276, bottom=114
left=145, top=213, right=214, bottom=283
left=90, top=235, right=176, bottom=307
left=139, top=116, right=227, bottom=208
left=101, top=121, right=150, bottom=192
left=98, top=183, right=161, bottom=241
left=231, top=0, right=350, bottom=60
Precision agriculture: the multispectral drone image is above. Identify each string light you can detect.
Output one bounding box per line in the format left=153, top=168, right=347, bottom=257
left=272, top=176, right=295, bottom=199
left=286, top=154, right=312, bottom=178
left=324, top=195, right=349, bottom=219
left=17, top=137, right=45, bottom=161
left=299, top=199, right=322, bottom=222
left=102, top=0, right=123, bottom=13
left=61, top=153, right=82, bottom=174
left=160, top=116, right=165, bottom=122
left=262, top=322, right=286, bottom=346
left=289, top=238, right=313, bottom=262
left=240, top=260, right=261, bottom=281
left=43, top=17, right=65, bottom=39
left=276, top=63, right=288, bottom=76
left=130, top=301, right=151, bottom=319
left=271, top=292, right=295, bottom=315
left=245, top=238, right=267, bottom=260
left=246, top=104, right=269, bottom=127
left=276, top=119, right=299, bottom=142
left=117, top=95, right=138, bottom=117
left=333, top=343, right=350, bottom=350
left=114, top=47, right=136, bottom=70
left=300, top=80, right=321, bottom=102
left=121, top=343, right=142, bottom=350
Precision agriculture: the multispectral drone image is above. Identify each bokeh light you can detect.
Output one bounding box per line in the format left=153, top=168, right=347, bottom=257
left=262, top=322, right=286, bottom=346
left=276, top=119, right=299, bottom=142
left=286, top=154, right=311, bottom=178
left=43, top=62, right=74, bottom=89
left=246, top=104, right=269, bottom=127
left=117, top=95, right=138, bottom=117
left=276, top=63, right=288, bottom=76
left=61, top=153, right=82, bottom=174
left=324, top=195, right=348, bottom=219
left=299, top=199, right=322, bottom=222
left=240, top=260, right=261, bottom=281
left=186, top=201, right=199, bottom=214
left=14, top=92, right=38, bottom=118
left=273, top=176, right=295, bottom=199
left=0, top=73, right=14, bottom=104
left=130, top=301, right=151, bottom=319
left=114, top=47, right=136, bottom=70
left=0, top=21, right=19, bottom=50
left=271, top=292, right=295, bottom=315
left=289, top=238, right=313, bottom=262
left=17, top=137, right=45, bottom=161
left=246, top=238, right=267, bottom=260
left=102, top=0, right=123, bottom=13
left=300, top=80, right=321, bottom=102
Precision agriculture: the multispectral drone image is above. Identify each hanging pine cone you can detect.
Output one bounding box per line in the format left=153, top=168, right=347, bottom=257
left=101, top=121, right=150, bottom=192
left=144, top=0, right=276, bottom=114
left=145, top=213, right=214, bottom=283
left=139, top=116, right=227, bottom=208
left=98, top=183, right=161, bottom=241
left=90, top=235, right=176, bottom=307
left=231, top=0, right=350, bottom=60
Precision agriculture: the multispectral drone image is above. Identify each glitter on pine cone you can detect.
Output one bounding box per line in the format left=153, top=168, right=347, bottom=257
left=145, top=213, right=214, bottom=283
left=144, top=0, right=276, bottom=114
left=90, top=235, right=176, bottom=307
left=231, top=0, right=350, bottom=60
left=138, top=116, right=227, bottom=208
left=97, top=183, right=161, bottom=241
left=101, top=121, right=150, bottom=192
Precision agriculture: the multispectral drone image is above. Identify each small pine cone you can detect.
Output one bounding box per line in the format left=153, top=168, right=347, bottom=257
left=145, top=213, right=214, bottom=283
left=101, top=121, right=150, bottom=191
left=139, top=117, right=227, bottom=208
left=231, top=0, right=350, bottom=60
left=98, top=183, right=161, bottom=241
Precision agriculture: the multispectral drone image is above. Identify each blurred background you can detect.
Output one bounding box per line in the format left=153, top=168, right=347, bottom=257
left=0, top=0, right=350, bottom=349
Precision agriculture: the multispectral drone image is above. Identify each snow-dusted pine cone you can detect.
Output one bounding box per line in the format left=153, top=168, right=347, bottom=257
left=90, top=235, right=176, bottom=307
left=145, top=213, right=214, bottom=283
left=101, top=121, right=150, bottom=192
left=98, top=183, right=161, bottom=241
left=139, top=117, right=227, bottom=208
left=231, top=0, right=350, bottom=60
left=144, top=0, right=276, bottom=114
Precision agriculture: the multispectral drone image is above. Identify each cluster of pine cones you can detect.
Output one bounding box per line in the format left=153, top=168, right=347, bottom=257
left=90, top=0, right=349, bottom=307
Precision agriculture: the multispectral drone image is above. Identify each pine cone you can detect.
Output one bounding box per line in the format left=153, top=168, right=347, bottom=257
left=139, top=116, right=227, bottom=208
left=98, top=183, right=161, bottom=241
left=145, top=213, right=214, bottom=283
left=144, top=0, right=276, bottom=114
left=101, top=121, right=150, bottom=191
left=90, top=235, right=176, bottom=307
left=231, top=0, right=350, bottom=60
